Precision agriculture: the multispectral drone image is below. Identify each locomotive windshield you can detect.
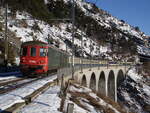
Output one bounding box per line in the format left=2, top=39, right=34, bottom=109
left=30, top=47, right=36, bottom=56
left=21, top=47, right=27, bottom=56
left=40, top=48, right=47, bottom=57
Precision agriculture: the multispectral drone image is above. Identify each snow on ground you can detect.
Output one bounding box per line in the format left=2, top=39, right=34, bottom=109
left=127, top=68, right=142, bottom=81
left=0, top=75, right=57, bottom=111
left=19, top=85, right=89, bottom=113
left=19, top=84, right=94, bottom=113
left=19, top=86, right=61, bottom=113
left=0, top=71, right=22, bottom=81
left=137, top=45, right=150, bottom=56
left=64, top=84, right=123, bottom=113
left=118, top=67, right=150, bottom=113
left=0, top=76, right=17, bottom=81
left=17, top=82, right=126, bottom=113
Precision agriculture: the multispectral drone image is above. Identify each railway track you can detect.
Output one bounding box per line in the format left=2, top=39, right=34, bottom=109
left=0, top=73, right=57, bottom=95
left=0, top=77, right=25, bottom=86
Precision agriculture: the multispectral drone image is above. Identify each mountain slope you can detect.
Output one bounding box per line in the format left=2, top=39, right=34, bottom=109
left=0, top=0, right=149, bottom=62
left=118, top=68, right=150, bottom=113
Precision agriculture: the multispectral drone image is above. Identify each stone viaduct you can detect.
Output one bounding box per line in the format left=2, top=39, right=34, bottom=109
left=58, top=64, right=130, bottom=102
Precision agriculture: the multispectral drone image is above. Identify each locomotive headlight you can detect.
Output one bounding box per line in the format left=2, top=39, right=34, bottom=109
left=29, top=60, right=36, bottom=63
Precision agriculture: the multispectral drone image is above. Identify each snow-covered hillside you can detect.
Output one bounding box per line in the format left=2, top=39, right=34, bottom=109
left=8, top=12, right=109, bottom=57
left=0, top=6, right=110, bottom=58
left=118, top=68, right=150, bottom=113
left=0, top=0, right=150, bottom=61
left=64, top=0, right=145, bottom=40
left=67, top=0, right=150, bottom=56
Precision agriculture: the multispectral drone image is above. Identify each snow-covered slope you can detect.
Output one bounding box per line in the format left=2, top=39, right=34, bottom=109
left=118, top=68, right=150, bottom=113
left=68, top=0, right=150, bottom=57
left=0, top=0, right=150, bottom=61
left=63, top=83, right=126, bottom=113
left=19, top=84, right=127, bottom=113
left=64, top=0, right=145, bottom=40
left=0, top=8, right=110, bottom=58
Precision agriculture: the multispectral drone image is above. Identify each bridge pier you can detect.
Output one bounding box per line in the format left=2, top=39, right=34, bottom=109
left=105, top=77, right=108, bottom=97
left=115, top=77, right=117, bottom=102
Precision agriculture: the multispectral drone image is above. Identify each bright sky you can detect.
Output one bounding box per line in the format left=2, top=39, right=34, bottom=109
left=86, top=0, right=150, bottom=36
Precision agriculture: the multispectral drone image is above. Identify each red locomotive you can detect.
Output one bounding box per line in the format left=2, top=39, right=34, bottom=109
left=20, top=41, right=69, bottom=76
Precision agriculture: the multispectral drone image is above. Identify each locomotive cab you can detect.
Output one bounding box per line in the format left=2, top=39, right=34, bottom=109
left=20, top=41, right=69, bottom=77
left=20, top=41, right=48, bottom=75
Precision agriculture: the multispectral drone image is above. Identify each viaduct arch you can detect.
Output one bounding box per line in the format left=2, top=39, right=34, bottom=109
left=90, top=73, right=96, bottom=91
left=81, top=75, right=87, bottom=87
left=76, top=66, right=127, bottom=102
left=98, top=71, right=106, bottom=96
left=108, top=70, right=115, bottom=100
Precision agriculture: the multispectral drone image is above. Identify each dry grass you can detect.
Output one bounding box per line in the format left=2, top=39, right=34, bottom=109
left=96, top=92, right=127, bottom=113
left=67, top=83, right=134, bottom=113
left=67, top=83, right=135, bottom=113
left=0, top=22, right=2, bottom=31
left=69, top=91, right=107, bottom=112
left=142, top=62, right=150, bottom=76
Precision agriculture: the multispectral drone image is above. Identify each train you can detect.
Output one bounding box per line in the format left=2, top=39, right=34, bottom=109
left=20, top=41, right=132, bottom=76
left=20, top=41, right=69, bottom=76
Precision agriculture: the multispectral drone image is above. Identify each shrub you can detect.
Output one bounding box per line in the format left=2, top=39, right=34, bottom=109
left=7, top=0, right=54, bottom=22
left=0, top=22, right=2, bottom=31
left=135, top=26, right=140, bottom=32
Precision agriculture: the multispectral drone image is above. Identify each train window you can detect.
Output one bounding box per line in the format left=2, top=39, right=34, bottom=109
left=30, top=47, right=36, bottom=56
left=40, top=48, right=47, bottom=57
left=21, top=47, right=27, bottom=56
